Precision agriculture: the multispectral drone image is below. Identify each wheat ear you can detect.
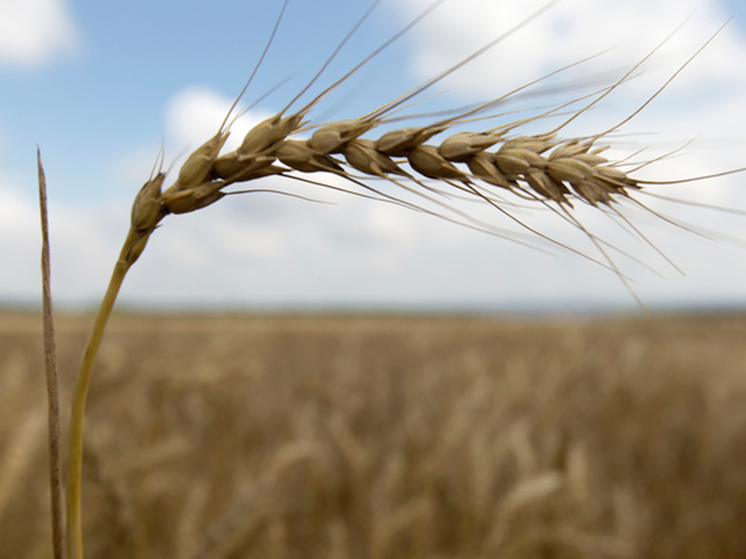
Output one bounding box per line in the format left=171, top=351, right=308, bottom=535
left=62, top=1, right=743, bottom=556
left=65, top=170, right=164, bottom=559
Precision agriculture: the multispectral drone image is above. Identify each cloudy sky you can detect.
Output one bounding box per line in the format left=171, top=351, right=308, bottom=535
left=1, top=0, right=745, bottom=313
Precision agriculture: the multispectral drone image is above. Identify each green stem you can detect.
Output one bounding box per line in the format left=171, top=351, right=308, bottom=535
left=65, top=255, right=131, bottom=559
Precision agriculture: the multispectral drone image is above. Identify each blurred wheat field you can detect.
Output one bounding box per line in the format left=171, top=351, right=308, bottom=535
left=2, top=311, right=746, bottom=558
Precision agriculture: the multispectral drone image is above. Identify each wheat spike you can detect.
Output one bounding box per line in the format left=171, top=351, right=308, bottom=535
left=61, top=2, right=744, bottom=557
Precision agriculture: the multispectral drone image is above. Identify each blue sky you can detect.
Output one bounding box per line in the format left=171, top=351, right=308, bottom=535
left=1, top=0, right=746, bottom=313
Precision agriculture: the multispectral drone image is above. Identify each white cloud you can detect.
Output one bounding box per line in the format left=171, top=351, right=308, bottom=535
left=389, top=0, right=746, bottom=97
left=0, top=0, right=83, bottom=66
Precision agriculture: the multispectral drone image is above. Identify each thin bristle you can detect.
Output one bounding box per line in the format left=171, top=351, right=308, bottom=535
left=151, top=2, right=739, bottom=307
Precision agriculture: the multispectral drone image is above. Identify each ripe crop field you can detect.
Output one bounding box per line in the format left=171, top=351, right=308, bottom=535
left=2, top=311, right=746, bottom=558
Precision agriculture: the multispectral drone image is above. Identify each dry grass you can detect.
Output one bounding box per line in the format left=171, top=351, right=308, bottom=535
left=3, top=311, right=746, bottom=558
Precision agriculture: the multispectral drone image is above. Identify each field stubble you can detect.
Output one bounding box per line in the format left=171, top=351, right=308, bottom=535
left=2, top=312, right=746, bottom=558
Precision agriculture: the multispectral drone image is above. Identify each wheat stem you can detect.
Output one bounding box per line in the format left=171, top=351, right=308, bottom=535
left=65, top=244, right=137, bottom=559
left=65, top=167, right=162, bottom=556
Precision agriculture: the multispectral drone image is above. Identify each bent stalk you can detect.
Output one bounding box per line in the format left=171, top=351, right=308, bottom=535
left=65, top=257, right=128, bottom=559
left=65, top=216, right=160, bottom=558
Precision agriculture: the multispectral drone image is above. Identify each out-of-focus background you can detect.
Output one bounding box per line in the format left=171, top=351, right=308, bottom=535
left=3, top=312, right=746, bottom=558
left=1, top=0, right=745, bottom=313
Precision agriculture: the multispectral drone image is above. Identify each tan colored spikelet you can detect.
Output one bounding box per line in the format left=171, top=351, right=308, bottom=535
left=546, top=158, right=594, bottom=184
left=307, top=119, right=376, bottom=154
left=130, top=173, right=165, bottom=233
left=505, top=134, right=556, bottom=154
left=274, top=139, right=343, bottom=173
left=176, top=131, right=230, bottom=190
left=575, top=150, right=613, bottom=167
left=375, top=125, right=448, bottom=156
left=407, top=144, right=467, bottom=180
left=439, top=131, right=505, bottom=162
left=236, top=113, right=284, bottom=157
left=235, top=112, right=305, bottom=160
left=574, top=180, right=614, bottom=206
left=121, top=230, right=151, bottom=265
left=494, top=151, right=532, bottom=175
left=275, top=113, right=307, bottom=141
left=525, top=168, right=570, bottom=203
left=237, top=164, right=289, bottom=181
left=466, top=152, right=517, bottom=189
left=547, top=157, right=614, bottom=205
left=161, top=182, right=226, bottom=215
left=596, top=164, right=637, bottom=186
left=497, top=146, right=547, bottom=170
left=175, top=131, right=230, bottom=190
left=342, top=138, right=406, bottom=176
left=210, top=151, right=276, bottom=181
left=222, top=163, right=288, bottom=184
left=548, top=139, right=590, bottom=160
